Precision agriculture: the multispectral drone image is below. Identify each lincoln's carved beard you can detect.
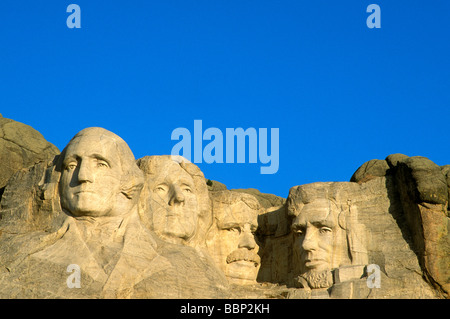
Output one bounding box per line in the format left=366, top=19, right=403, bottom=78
left=300, top=269, right=333, bottom=289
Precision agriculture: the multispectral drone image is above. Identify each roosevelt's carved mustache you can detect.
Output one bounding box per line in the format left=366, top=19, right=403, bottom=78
left=226, top=248, right=261, bottom=266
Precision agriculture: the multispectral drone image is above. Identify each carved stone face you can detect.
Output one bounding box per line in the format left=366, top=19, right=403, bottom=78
left=291, top=199, right=339, bottom=273
left=148, top=161, right=200, bottom=241
left=291, top=198, right=350, bottom=288
left=207, top=193, right=261, bottom=285
left=59, top=132, right=124, bottom=218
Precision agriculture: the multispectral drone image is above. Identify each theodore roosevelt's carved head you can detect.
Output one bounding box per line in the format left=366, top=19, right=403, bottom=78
left=206, top=191, right=263, bottom=285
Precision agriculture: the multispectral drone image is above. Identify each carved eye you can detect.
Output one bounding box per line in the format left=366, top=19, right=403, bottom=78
left=319, top=227, right=332, bottom=234
left=227, top=227, right=240, bottom=234
left=292, top=226, right=305, bottom=236
left=155, top=185, right=167, bottom=193
left=66, top=163, right=77, bottom=170
left=182, top=187, right=192, bottom=193
left=97, top=162, right=109, bottom=168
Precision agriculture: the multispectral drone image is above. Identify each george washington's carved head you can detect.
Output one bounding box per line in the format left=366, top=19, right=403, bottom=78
left=57, top=127, right=144, bottom=218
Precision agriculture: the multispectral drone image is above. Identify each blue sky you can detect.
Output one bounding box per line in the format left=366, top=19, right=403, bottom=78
left=1, top=1, right=449, bottom=198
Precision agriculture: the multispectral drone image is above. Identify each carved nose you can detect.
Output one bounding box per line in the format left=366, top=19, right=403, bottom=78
left=301, top=227, right=318, bottom=252
left=168, top=185, right=185, bottom=206
left=238, top=225, right=256, bottom=250
left=77, top=160, right=94, bottom=183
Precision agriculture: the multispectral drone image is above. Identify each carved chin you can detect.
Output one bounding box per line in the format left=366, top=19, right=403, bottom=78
left=300, top=269, right=333, bottom=289
left=163, top=217, right=195, bottom=239
left=164, top=228, right=193, bottom=240
left=151, top=206, right=197, bottom=240
left=63, top=193, right=112, bottom=217
left=226, top=261, right=259, bottom=283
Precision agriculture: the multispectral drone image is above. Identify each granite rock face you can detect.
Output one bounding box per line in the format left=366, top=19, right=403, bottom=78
left=0, top=115, right=59, bottom=193
left=442, top=165, right=450, bottom=211
left=350, top=159, right=390, bottom=184
left=0, top=128, right=229, bottom=299
left=0, top=118, right=448, bottom=299
left=352, top=155, right=449, bottom=298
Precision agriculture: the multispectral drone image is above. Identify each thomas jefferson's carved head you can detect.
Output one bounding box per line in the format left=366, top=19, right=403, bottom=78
left=137, top=156, right=211, bottom=245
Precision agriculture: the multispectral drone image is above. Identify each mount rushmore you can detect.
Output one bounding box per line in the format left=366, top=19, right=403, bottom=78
left=0, top=114, right=448, bottom=299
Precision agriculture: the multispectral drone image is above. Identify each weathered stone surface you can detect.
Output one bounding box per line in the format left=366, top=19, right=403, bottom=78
left=137, top=155, right=212, bottom=247
left=206, top=179, right=227, bottom=192
left=230, top=188, right=286, bottom=208
left=0, top=128, right=229, bottom=298
left=350, top=159, right=390, bottom=184
left=280, top=177, right=439, bottom=298
left=204, top=178, right=286, bottom=208
left=392, top=156, right=449, bottom=297
left=287, top=182, right=369, bottom=291
left=332, top=265, right=366, bottom=284
left=397, top=156, right=448, bottom=205
left=351, top=154, right=449, bottom=298
left=385, top=153, right=409, bottom=168
left=0, top=120, right=447, bottom=299
left=206, top=190, right=264, bottom=286
left=0, top=115, right=59, bottom=193
left=441, top=165, right=450, bottom=212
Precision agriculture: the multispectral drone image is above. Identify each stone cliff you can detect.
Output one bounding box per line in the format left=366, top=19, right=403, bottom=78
left=0, top=116, right=448, bottom=299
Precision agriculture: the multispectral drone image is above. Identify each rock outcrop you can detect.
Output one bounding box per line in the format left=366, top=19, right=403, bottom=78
left=0, top=115, right=59, bottom=197
left=0, top=117, right=448, bottom=299
left=353, top=154, right=449, bottom=298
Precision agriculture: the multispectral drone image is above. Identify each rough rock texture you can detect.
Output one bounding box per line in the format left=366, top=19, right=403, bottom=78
left=350, top=159, right=390, bottom=184
left=0, top=128, right=229, bottom=299
left=392, top=157, right=449, bottom=297
left=0, top=118, right=448, bottom=299
left=206, top=179, right=227, bottom=192
left=205, top=178, right=286, bottom=209
left=442, top=165, right=450, bottom=211
left=351, top=154, right=450, bottom=298
left=386, top=153, right=410, bottom=168
left=0, top=115, right=59, bottom=193
left=230, top=188, right=286, bottom=208
left=258, top=177, right=439, bottom=299
left=206, top=190, right=265, bottom=286
left=137, top=155, right=212, bottom=248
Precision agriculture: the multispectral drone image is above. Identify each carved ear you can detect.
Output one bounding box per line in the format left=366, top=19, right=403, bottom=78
left=337, top=200, right=352, bottom=230
left=120, top=166, right=145, bottom=200
left=121, top=178, right=143, bottom=199
left=121, top=185, right=135, bottom=199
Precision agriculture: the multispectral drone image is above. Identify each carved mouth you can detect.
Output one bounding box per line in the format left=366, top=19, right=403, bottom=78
left=304, top=258, right=327, bottom=269
left=74, top=190, right=95, bottom=195
left=164, top=207, right=193, bottom=218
